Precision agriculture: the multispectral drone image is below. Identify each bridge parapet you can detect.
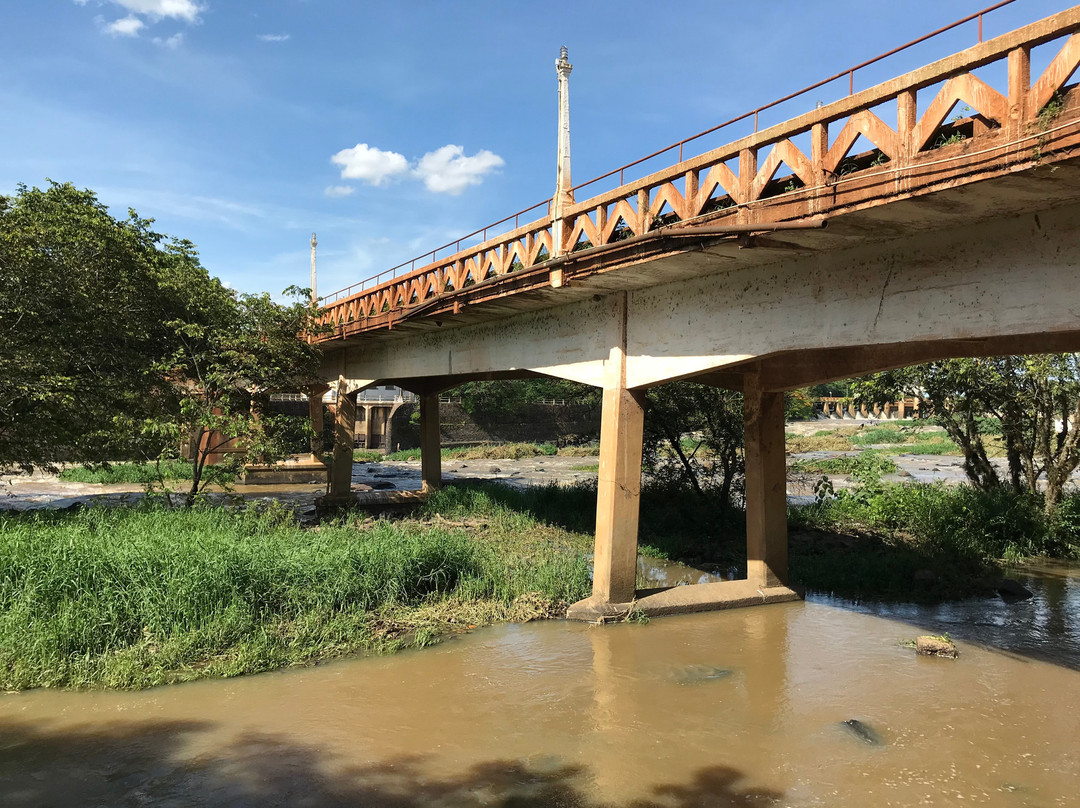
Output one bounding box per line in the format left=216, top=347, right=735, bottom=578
left=317, top=7, right=1080, bottom=340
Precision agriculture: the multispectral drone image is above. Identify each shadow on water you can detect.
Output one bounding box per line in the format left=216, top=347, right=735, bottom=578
left=441, top=481, right=1080, bottom=673
left=0, top=717, right=784, bottom=808
left=811, top=561, right=1080, bottom=673
left=449, top=480, right=748, bottom=570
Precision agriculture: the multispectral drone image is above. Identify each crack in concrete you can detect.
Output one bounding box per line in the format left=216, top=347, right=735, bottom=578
left=872, top=265, right=895, bottom=332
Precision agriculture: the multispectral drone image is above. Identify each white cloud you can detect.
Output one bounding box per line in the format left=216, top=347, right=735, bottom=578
left=324, top=185, right=355, bottom=198
left=331, top=143, right=410, bottom=187
left=257, top=33, right=290, bottom=42
left=110, top=0, right=203, bottom=22
left=413, top=145, right=504, bottom=195
left=105, top=15, right=145, bottom=36
left=152, top=32, right=184, bottom=48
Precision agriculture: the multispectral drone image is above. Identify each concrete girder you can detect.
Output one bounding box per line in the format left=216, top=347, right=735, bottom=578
left=321, top=200, right=1080, bottom=395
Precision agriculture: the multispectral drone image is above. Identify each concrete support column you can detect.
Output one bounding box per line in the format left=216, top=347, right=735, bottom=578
left=363, top=404, right=374, bottom=451
left=309, top=384, right=328, bottom=456
left=329, top=378, right=356, bottom=497
left=743, top=375, right=788, bottom=588
left=590, top=291, right=645, bottom=606
left=592, top=380, right=646, bottom=603
left=420, top=392, right=442, bottom=492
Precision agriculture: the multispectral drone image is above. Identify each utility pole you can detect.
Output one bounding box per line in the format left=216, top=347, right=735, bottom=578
left=310, top=232, right=318, bottom=305
left=552, top=46, right=574, bottom=257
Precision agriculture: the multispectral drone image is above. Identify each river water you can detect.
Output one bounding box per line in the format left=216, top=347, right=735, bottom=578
left=2, top=567, right=1078, bottom=807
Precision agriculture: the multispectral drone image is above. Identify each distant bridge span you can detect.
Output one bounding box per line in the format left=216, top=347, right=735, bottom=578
left=315, top=7, right=1080, bottom=619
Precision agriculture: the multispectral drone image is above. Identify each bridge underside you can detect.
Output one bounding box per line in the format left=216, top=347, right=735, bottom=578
left=318, top=157, right=1080, bottom=620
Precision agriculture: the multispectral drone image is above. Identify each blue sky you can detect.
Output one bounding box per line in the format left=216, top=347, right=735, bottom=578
left=1, top=1, right=1070, bottom=298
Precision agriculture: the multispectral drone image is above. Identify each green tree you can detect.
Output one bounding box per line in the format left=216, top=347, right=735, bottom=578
left=447, top=378, right=599, bottom=416
left=853, top=355, right=1080, bottom=513
left=643, top=382, right=745, bottom=510
left=0, top=182, right=221, bottom=472
left=147, top=288, right=325, bottom=506
left=0, top=182, right=326, bottom=502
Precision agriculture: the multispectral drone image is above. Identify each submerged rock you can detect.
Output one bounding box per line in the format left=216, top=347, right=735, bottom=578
left=996, top=579, right=1034, bottom=603
left=674, top=665, right=734, bottom=685
left=840, top=719, right=883, bottom=746
left=915, top=635, right=959, bottom=658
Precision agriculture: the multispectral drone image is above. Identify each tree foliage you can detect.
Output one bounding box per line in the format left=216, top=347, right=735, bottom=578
left=447, top=378, right=600, bottom=416
left=0, top=182, right=219, bottom=471
left=0, top=182, right=324, bottom=502
left=853, top=355, right=1080, bottom=513
left=643, top=382, right=745, bottom=511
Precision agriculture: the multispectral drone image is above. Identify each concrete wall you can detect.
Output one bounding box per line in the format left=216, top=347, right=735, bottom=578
left=387, top=401, right=601, bottom=452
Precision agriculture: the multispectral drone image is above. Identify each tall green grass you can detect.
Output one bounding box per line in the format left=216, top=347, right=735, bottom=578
left=0, top=503, right=590, bottom=690
left=789, top=451, right=898, bottom=476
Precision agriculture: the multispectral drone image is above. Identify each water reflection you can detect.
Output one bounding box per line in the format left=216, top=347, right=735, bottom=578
left=2, top=584, right=1079, bottom=805
left=811, top=562, right=1080, bottom=670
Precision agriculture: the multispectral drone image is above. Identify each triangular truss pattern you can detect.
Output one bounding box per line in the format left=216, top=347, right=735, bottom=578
left=317, top=14, right=1080, bottom=335
left=602, top=199, right=639, bottom=241
left=530, top=230, right=554, bottom=264
left=565, top=211, right=600, bottom=253
left=912, top=74, right=1007, bottom=151
left=695, top=163, right=741, bottom=210
left=752, top=139, right=813, bottom=199
left=825, top=110, right=899, bottom=174
left=1031, top=32, right=1080, bottom=114
left=650, top=184, right=687, bottom=222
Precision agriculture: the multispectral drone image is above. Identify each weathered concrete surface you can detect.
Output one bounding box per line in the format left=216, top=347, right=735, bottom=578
left=243, top=455, right=328, bottom=485
left=323, top=198, right=1080, bottom=392
left=566, top=581, right=802, bottom=621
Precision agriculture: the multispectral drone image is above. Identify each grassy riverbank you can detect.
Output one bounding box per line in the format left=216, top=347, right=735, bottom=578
left=7, top=461, right=1079, bottom=691
left=0, top=493, right=591, bottom=690
left=785, top=420, right=968, bottom=455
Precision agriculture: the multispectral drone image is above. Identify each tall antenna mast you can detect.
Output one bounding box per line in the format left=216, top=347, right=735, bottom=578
left=309, top=232, right=318, bottom=305
left=554, top=45, right=574, bottom=212
left=552, top=46, right=574, bottom=258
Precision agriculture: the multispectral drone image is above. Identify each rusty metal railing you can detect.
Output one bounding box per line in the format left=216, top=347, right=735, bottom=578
left=317, top=1, right=1020, bottom=307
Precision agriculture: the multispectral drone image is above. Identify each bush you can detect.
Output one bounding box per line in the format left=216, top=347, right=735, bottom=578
left=794, top=481, right=1080, bottom=560
left=789, top=451, right=898, bottom=476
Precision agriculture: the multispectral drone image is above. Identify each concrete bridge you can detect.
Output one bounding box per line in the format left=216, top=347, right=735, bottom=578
left=313, top=6, right=1080, bottom=620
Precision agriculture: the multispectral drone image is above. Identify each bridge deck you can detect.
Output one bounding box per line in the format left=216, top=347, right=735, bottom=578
left=318, top=7, right=1080, bottom=347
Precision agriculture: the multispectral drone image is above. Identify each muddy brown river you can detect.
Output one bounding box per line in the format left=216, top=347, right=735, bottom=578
left=2, top=566, right=1078, bottom=807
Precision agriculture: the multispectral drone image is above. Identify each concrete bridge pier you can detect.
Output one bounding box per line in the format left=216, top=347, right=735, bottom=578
left=419, top=390, right=442, bottom=492
left=567, top=368, right=801, bottom=621
left=308, top=383, right=329, bottom=457
left=329, top=378, right=356, bottom=498
left=743, top=375, right=789, bottom=589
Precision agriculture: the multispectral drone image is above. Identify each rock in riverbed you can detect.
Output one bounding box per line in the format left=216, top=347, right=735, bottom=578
left=841, top=719, right=883, bottom=745
left=915, top=635, right=958, bottom=658
left=996, top=578, right=1034, bottom=603
left=674, top=665, right=733, bottom=685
